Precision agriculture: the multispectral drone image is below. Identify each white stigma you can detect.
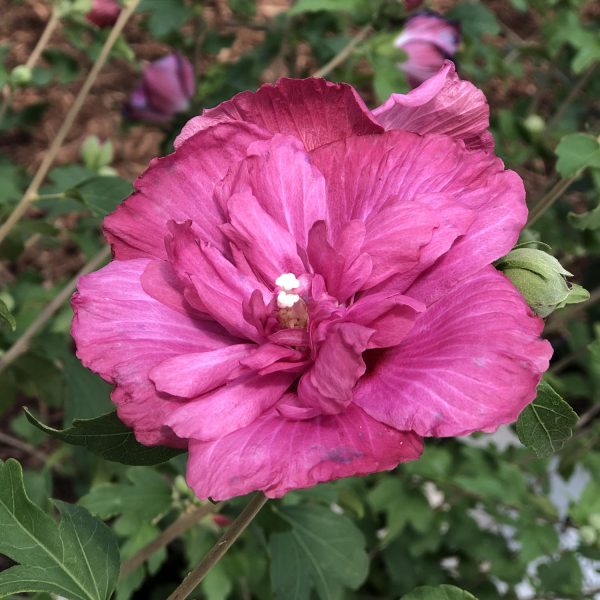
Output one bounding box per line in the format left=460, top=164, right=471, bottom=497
left=275, top=272, right=300, bottom=292
left=275, top=273, right=301, bottom=309
left=277, top=291, right=300, bottom=309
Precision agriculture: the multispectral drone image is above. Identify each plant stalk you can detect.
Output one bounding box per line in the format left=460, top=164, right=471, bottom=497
left=0, top=245, right=111, bottom=374
left=311, top=24, right=372, bottom=78
left=0, top=5, right=61, bottom=122
left=119, top=502, right=223, bottom=579
left=526, top=175, right=578, bottom=227
left=548, top=63, right=598, bottom=130
left=0, top=0, right=140, bottom=245
left=166, top=493, right=268, bottom=600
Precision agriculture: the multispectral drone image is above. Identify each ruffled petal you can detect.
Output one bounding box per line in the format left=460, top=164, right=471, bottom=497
left=186, top=405, right=423, bottom=499
left=166, top=221, right=269, bottom=342
left=149, top=344, right=255, bottom=398
left=354, top=267, right=553, bottom=437
left=103, top=121, right=271, bottom=260
left=175, top=77, right=383, bottom=151
left=372, top=61, right=493, bottom=151
left=311, top=130, right=517, bottom=300
left=297, top=322, right=373, bottom=415
left=307, top=220, right=372, bottom=302
left=221, top=134, right=328, bottom=246
left=164, top=373, right=294, bottom=441
left=71, top=259, right=234, bottom=445
left=224, top=192, right=305, bottom=284
left=345, top=292, right=425, bottom=349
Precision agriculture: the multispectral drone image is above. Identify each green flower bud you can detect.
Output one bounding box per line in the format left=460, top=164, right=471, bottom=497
left=580, top=525, right=597, bottom=545
left=523, top=114, right=545, bottom=135
left=589, top=513, right=600, bottom=531
left=81, top=135, right=114, bottom=171
left=10, top=65, right=32, bottom=86
left=496, top=247, right=589, bottom=318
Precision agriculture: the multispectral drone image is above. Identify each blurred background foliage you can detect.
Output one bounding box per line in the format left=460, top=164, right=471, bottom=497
left=0, top=0, right=599, bottom=598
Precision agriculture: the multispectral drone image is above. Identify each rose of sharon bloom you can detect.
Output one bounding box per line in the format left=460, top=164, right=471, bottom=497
left=72, top=62, right=552, bottom=500
left=395, top=13, right=461, bottom=88
left=405, top=0, right=423, bottom=10
left=124, top=53, right=195, bottom=123
left=85, top=0, right=121, bottom=28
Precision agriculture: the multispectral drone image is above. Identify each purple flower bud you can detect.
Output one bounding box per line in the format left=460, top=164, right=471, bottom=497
left=395, top=13, right=461, bottom=88
left=404, top=0, right=424, bottom=10
left=125, top=53, right=196, bottom=123
left=86, top=0, right=121, bottom=28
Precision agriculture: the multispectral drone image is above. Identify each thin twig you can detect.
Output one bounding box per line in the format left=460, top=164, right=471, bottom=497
left=120, top=502, right=223, bottom=579
left=526, top=176, right=578, bottom=227
left=0, top=245, right=111, bottom=374
left=0, top=431, right=48, bottom=464
left=311, top=24, right=372, bottom=78
left=166, top=493, right=268, bottom=600
left=548, top=63, right=598, bottom=130
left=0, top=0, right=140, bottom=246
left=0, top=6, right=61, bottom=122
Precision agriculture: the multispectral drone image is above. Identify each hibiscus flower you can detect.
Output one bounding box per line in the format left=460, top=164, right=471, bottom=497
left=124, top=53, right=196, bottom=123
left=395, top=13, right=461, bottom=88
left=72, top=62, right=552, bottom=500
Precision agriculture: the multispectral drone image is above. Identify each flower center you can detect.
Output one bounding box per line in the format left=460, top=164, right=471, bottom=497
left=275, top=273, right=308, bottom=329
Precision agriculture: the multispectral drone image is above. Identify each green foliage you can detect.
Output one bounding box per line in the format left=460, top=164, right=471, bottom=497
left=0, top=297, right=16, bottom=331
left=1, top=0, right=600, bottom=597
left=289, top=0, right=368, bottom=16
left=555, top=133, right=600, bottom=178
left=0, top=459, right=119, bottom=600
left=270, top=505, right=369, bottom=599
left=25, top=409, right=185, bottom=465
left=401, top=585, right=479, bottom=600
left=517, top=382, right=579, bottom=457
left=138, top=0, right=194, bottom=37
left=80, top=467, right=172, bottom=525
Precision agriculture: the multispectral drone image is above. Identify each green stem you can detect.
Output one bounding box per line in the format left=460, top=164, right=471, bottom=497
left=166, top=493, right=268, bottom=600
left=0, top=6, right=61, bottom=123
left=0, top=0, right=140, bottom=245
left=547, top=63, right=598, bottom=130
left=526, top=176, right=578, bottom=227
left=0, top=245, right=111, bottom=374
left=119, top=502, right=223, bottom=580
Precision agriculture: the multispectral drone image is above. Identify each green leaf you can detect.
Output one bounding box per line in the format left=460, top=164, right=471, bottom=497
left=80, top=468, right=172, bottom=529
left=0, top=297, right=16, bottom=331
left=555, top=133, right=600, bottom=178
left=25, top=409, right=185, bottom=466
left=138, top=0, right=194, bottom=37
left=447, top=3, right=500, bottom=37
left=401, top=585, right=479, bottom=599
left=516, top=382, right=578, bottom=457
left=63, top=354, right=113, bottom=423
left=71, top=176, right=133, bottom=217
left=270, top=505, right=369, bottom=600
left=538, top=554, right=583, bottom=596
left=568, top=202, right=600, bottom=230
left=289, top=0, right=365, bottom=15
left=0, top=459, right=119, bottom=600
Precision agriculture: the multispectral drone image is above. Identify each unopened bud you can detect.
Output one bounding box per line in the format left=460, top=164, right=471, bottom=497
left=580, top=525, right=598, bottom=545
left=10, top=66, right=32, bottom=86
left=523, top=114, right=545, bottom=135
left=496, top=247, right=589, bottom=318
left=81, top=135, right=114, bottom=171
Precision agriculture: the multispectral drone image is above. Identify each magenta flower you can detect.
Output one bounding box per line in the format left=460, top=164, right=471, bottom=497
left=72, top=63, right=551, bottom=500
left=395, top=13, right=461, bottom=88
left=85, top=0, right=121, bottom=28
left=124, top=53, right=196, bottom=123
